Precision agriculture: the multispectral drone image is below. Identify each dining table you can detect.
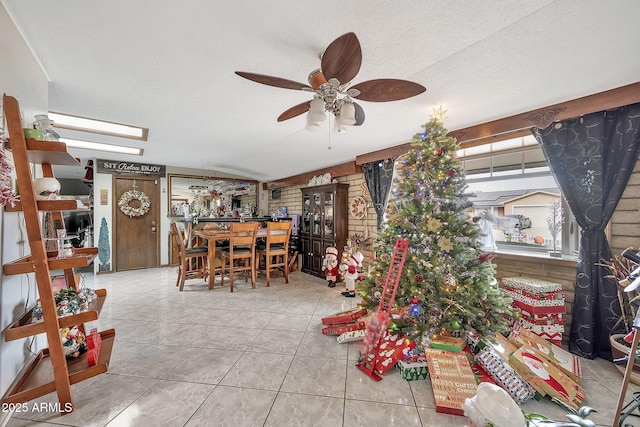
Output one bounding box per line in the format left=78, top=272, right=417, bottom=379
left=193, top=226, right=286, bottom=289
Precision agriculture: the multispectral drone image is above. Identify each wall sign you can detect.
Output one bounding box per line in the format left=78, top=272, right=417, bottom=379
left=96, top=159, right=166, bottom=177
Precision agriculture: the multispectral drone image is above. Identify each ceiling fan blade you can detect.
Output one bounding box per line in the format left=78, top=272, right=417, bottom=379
left=351, top=79, right=426, bottom=102
left=321, top=32, right=362, bottom=84
left=235, top=71, right=312, bottom=91
left=354, top=102, right=365, bottom=126
left=277, top=101, right=311, bottom=122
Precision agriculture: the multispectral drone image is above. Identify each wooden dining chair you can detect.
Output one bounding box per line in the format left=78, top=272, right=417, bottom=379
left=220, top=222, right=258, bottom=292
left=171, top=222, right=209, bottom=291
left=256, top=221, right=292, bottom=286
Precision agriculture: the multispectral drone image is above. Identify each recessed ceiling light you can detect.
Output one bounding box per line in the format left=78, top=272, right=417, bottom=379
left=48, top=112, right=148, bottom=141
left=59, top=138, right=143, bottom=156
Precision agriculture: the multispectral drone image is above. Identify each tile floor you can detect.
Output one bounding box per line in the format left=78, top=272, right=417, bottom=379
left=3, top=267, right=636, bottom=426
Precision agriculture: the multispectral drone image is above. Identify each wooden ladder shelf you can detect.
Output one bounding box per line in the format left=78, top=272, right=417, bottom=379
left=1, top=94, right=115, bottom=413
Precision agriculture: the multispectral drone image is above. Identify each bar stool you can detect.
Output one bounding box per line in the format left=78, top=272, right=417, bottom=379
left=256, top=222, right=292, bottom=286
left=220, top=222, right=258, bottom=292
left=171, top=222, right=209, bottom=291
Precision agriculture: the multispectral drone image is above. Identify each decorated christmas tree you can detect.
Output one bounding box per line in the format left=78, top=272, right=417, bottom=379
left=98, top=217, right=111, bottom=271
left=358, top=109, right=513, bottom=342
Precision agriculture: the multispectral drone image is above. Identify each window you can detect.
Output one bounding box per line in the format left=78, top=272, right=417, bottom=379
left=459, top=135, right=579, bottom=256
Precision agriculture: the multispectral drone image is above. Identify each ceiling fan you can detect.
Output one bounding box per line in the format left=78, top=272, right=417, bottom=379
left=235, top=32, right=426, bottom=132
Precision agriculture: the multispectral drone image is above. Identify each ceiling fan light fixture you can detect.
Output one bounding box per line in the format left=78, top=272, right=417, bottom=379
left=338, top=101, right=356, bottom=125
left=308, top=69, right=327, bottom=90
left=308, top=97, right=327, bottom=122
left=333, top=118, right=347, bottom=134
left=305, top=115, right=321, bottom=132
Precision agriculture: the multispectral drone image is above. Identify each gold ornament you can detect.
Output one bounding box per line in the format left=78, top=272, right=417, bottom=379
left=438, top=236, right=453, bottom=252
left=426, top=218, right=442, bottom=232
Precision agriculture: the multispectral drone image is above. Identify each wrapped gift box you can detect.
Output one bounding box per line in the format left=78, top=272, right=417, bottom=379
left=509, top=326, right=580, bottom=382
left=501, top=277, right=562, bottom=295
left=430, top=335, right=466, bottom=352
left=518, top=318, right=565, bottom=335
left=484, top=332, right=519, bottom=360
left=373, top=331, right=416, bottom=376
left=336, top=329, right=366, bottom=343
left=321, top=307, right=368, bottom=325
left=462, top=345, right=495, bottom=385
left=475, top=346, right=536, bottom=404
left=466, top=331, right=486, bottom=354
left=503, top=289, right=565, bottom=307
left=509, top=345, right=585, bottom=410
left=502, top=277, right=566, bottom=316
left=322, top=321, right=365, bottom=336
left=425, top=348, right=478, bottom=416
left=519, top=310, right=564, bottom=325
left=397, top=358, right=429, bottom=381
left=512, top=299, right=566, bottom=315
left=503, top=286, right=565, bottom=301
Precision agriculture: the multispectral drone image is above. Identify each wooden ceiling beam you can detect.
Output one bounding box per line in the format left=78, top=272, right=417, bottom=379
left=262, top=161, right=361, bottom=190
left=267, top=81, right=640, bottom=185
left=448, top=81, right=640, bottom=145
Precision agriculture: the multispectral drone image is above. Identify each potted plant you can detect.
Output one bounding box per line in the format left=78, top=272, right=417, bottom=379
left=525, top=403, right=597, bottom=426
left=598, top=253, right=640, bottom=382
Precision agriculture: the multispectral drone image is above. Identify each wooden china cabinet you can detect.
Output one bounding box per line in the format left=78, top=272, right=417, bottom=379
left=1, top=95, right=114, bottom=413
left=300, top=183, right=348, bottom=278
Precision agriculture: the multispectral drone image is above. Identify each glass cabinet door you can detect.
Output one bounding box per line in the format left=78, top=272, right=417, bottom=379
left=323, top=189, right=334, bottom=238
left=311, top=191, right=322, bottom=236
left=302, top=192, right=311, bottom=234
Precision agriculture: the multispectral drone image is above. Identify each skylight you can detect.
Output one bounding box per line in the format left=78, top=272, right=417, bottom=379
left=48, top=112, right=148, bottom=141
left=60, top=138, right=143, bottom=156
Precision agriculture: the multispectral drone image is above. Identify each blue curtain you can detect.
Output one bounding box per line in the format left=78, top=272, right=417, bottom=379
left=362, top=159, right=395, bottom=229
left=532, top=102, right=640, bottom=359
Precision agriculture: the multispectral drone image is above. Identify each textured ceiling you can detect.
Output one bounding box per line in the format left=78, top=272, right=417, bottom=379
left=3, top=0, right=640, bottom=181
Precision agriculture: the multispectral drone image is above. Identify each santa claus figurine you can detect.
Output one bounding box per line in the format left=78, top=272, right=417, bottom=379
left=322, top=246, right=339, bottom=288
left=341, top=252, right=364, bottom=298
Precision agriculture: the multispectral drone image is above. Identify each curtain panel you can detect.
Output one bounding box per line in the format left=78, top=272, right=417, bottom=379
left=362, top=159, right=395, bottom=229
left=532, top=102, right=640, bottom=359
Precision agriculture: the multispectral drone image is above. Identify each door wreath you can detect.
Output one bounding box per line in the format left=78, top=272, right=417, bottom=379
left=118, top=189, right=151, bottom=217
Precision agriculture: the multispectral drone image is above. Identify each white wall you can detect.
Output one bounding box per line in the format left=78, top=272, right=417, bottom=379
left=0, top=2, right=49, bottom=400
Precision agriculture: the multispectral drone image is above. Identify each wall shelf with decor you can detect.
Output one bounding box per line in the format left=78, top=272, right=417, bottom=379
left=1, top=95, right=114, bottom=413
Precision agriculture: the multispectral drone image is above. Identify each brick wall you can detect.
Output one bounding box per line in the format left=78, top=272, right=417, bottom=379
left=611, top=160, right=640, bottom=256
left=267, top=174, right=377, bottom=263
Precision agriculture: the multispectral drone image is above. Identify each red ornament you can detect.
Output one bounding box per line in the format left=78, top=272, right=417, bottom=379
left=414, top=273, right=424, bottom=283
left=411, top=297, right=420, bottom=304
left=447, top=169, right=456, bottom=177
left=436, top=149, right=443, bottom=156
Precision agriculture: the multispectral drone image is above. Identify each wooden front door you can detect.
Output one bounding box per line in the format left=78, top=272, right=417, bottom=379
left=115, top=177, right=159, bottom=271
